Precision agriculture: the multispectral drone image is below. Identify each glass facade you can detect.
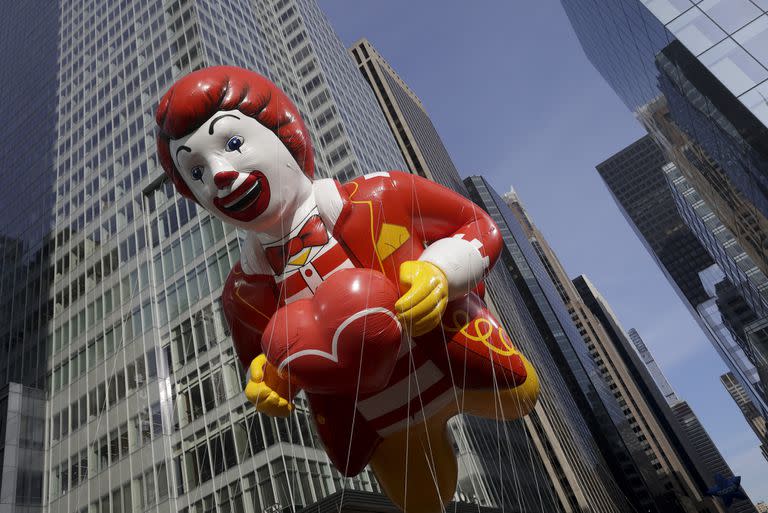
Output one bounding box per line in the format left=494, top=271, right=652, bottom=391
left=564, top=0, right=768, bottom=441
left=665, top=162, right=768, bottom=321
left=561, top=0, right=768, bottom=125
left=0, top=2, right=61, bottom=511
left=3, top=0, right=407, bottom=512
left=596, top=136, right=715, bottom=310
left=596, top=133, right=768, bottom=461
left=465, top=175, right=635, bottom=513
left=641, top=0, right=768, bottom=125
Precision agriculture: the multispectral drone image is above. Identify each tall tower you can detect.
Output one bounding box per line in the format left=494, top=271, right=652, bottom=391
left=562, top=0, right=768, bottom=445
left=560, top=0, right=768, bottom=224
left=0, top=2, right=61, bottom=511
left=465, top=175, right=642, bottom=513
left=596, top=135, right=768, bottom=429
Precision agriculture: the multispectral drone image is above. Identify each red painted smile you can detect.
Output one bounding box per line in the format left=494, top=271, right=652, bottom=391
left=213, top=171, right=271, bottom=222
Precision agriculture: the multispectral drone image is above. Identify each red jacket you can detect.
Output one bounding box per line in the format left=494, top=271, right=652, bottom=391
left=222, top=171, right=517, bottom=474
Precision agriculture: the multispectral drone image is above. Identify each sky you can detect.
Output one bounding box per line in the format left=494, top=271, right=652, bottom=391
left=319, top=0, right=768, bottom=504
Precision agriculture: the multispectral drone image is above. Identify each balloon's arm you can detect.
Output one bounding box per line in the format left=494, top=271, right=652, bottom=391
left=392, top=172, right=502, bottom=299
left=245, top=354, right=296, bottom=417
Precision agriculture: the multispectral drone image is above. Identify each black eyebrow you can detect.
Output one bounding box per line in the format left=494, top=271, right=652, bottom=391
left=175, top=145, right=191, bottom=159
left=209, top=114, right=240, bottom=135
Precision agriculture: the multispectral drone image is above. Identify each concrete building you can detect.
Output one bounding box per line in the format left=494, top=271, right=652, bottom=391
left=348, top=38, right=466, bottom=193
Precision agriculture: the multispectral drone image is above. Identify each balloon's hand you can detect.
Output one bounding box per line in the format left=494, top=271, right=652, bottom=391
left=395, top=260, right=449, bottom=337
left=245, top=354, right=293, bottom=417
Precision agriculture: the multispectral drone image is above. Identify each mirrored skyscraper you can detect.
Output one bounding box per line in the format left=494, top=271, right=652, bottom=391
left=562, top=1, right=768, bottom=446
left=465, top=175, right=643, bottom=513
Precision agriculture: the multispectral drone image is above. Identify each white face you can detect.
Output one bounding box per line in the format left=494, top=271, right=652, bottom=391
left=170, top=109, right=312, bottom=232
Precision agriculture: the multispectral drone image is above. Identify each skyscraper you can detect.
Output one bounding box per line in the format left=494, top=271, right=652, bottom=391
left=0, top=1, right=62, bottom=511
left=465, top=175, right=649, bottom=513
left=560, top=0, right=768, bottom=209
left=596, top=135, right=715, bottom=310
left=346, top=37, right=567, bottom=511
left=572, top=279, right=734, bottom=513
left=502, top=187, right=717, bottom=512
left=562, top=0, right=768, bottom=441
left=30, top=1, right=416, bottom=512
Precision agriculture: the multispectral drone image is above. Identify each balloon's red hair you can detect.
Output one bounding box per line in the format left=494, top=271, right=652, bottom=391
left=156, top=66, right=315, bottom=200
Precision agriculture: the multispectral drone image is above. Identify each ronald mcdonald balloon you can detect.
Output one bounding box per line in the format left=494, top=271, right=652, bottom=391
left=156, top=66, right=539, bottom=513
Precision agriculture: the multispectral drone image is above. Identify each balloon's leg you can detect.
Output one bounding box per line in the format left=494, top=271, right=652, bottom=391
left=369, top=409, right=457, bottom=513
left=462, top=355, right=540, bottom=421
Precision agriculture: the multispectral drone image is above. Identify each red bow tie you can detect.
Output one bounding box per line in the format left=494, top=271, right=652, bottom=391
left=265, top=215, right=329, bottom=274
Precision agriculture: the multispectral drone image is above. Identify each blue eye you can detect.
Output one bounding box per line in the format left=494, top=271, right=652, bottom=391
left=191, top=166, right=204, bottom=182
left=226, top=135, right=244, bottom=152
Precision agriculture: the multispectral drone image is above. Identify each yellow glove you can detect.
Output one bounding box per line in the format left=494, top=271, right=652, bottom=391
left=245, top=354, right=293, bottom=417
left=395, top=260, right=449, bottom=337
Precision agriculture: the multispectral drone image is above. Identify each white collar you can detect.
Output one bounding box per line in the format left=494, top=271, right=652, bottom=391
left=240, top=179, right=343, bottom=276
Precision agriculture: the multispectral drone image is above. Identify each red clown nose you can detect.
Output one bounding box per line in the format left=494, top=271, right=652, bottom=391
left=262, top=269, right=403, bottom=396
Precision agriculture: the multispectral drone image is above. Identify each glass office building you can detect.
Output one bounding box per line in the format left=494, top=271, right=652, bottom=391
left=465, top=175, right=640, bottom=513
left=596, top=136, right=715, bottom=311
left=502, top=188, right=711, bottom=511
left=596, top=133, right=768, bottom=439
left=564, top=0, right=768, bottom=433
left=18, top=0, right=413, bottom=512
left=560, top=0, right=768, bottom=125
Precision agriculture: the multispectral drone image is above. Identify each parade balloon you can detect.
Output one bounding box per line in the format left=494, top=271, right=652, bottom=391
left=156, top=65, right=540, bottom=513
